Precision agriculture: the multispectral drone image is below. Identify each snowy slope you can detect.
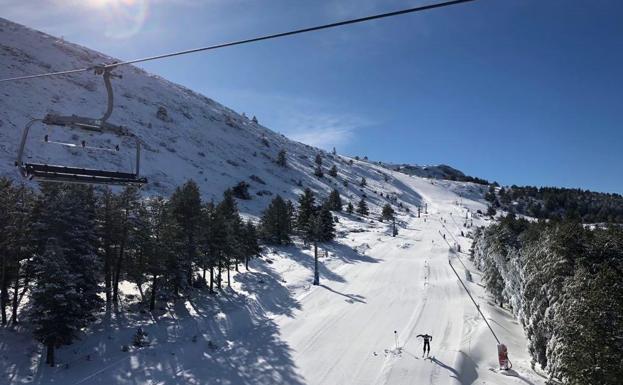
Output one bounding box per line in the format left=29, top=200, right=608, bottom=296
left=0, top=17, right=416, bottom=218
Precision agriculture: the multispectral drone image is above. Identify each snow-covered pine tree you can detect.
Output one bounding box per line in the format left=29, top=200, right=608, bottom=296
left=524, top=222, right=582, bottom=370
left=552, top=264, right=623, bottom=385
left=328, top=165, right=338, bottom=178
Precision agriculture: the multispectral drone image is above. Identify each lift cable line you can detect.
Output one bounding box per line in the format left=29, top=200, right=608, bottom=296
left=448, top=257, right=513, bottom=370
left=0, top=0, right=477, bottom=83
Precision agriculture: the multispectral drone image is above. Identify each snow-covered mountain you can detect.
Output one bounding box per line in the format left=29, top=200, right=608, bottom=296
left=0, top=17, right=435, bottom=217
left=378, top=162, right=491, bottom=185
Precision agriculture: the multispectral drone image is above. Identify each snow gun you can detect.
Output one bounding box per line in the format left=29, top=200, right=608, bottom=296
left=498, top=344, right=512, bottom=370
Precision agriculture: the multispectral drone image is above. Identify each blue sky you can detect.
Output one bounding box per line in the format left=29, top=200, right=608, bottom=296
left=3, top=0, right=622, bottom=193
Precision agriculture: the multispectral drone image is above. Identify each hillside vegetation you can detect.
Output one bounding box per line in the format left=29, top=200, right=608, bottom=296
left=471, top=214, right=623, bottom=384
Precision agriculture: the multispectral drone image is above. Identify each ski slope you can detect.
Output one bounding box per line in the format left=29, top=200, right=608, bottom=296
left=274, top=173, right=545, bottom=385
left=1, top=172, right=546, bottom=385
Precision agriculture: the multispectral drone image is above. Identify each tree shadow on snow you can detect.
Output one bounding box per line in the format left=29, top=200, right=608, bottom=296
left=323, top=242, right=381, bottom=265
left=319, top=284, right=367, bottom=304
left=235, top=267, right=302, bottom=318
left=23, top=270, right=305, bottom=385
left=278, top=245, right=346, bottom=283
left=83, top=287, right=307, bottom=385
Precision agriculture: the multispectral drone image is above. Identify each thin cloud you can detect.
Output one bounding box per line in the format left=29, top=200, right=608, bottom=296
left=280, top=112, right=367, bottom=149
left=214, top=89, right=374, bottom=150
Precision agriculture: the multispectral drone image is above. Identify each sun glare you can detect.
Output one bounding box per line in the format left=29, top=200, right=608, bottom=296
left=82, top=0, right=148, bottom=38
left=87, top=0, right=138, bottom=8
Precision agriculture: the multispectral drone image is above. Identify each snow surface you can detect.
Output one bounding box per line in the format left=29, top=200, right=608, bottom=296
left=0, top=18, right=547, bottom=385
left=1, top=173, right=546, bottom=385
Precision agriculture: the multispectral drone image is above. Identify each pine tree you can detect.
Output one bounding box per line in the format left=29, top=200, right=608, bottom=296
left=0, top=178, right=11, bottom=325
left=111, top=186, right=141, bottom=305
left=318, top=204, right=336, bottom=242
left=126, top=201, right=153, bottom=302
left=297, top=188, right=316, bottom=235
left=381, top=203, right=395, bottom=222
left=360, top=177, right=367, bottom=187
left=242, top=221, right=260, bottom=270
left=276, top=149, right=287, bottom=167
left=486, top=204, right=497, bottom=217
left=232, top=181, right=251, bottom=200
left=2, top=182, right=35, bottom=325
left=32, top=183, right=102, bottom=366
left=553, top=265, right=623, bottom=385
left=328, top=165, right=338, bottom=177
left=31, top=242, right=79, bottom=367
left=357, top=198, right=369, bottom=216
left=286, top=199, right=296, bottom=225
left=485, top=185, right=497, bottom=203
left=141, top=197, right=175, bottom=310
left=216, top=189, right=242, bottom=288
left=346, top=202, right=354, bottom=214
left=327, top=189, right=342, bottom=211
left=315, top=153, right=322, bottom=166
left=95, top=187, right=117, bottom=311
left=199, top=200, right=226, bottom=293
left=169, top=180, right=202, bottom=291
left=314, top=165, right=324, bottom=178
left=260, top=195, right=292, bottom=245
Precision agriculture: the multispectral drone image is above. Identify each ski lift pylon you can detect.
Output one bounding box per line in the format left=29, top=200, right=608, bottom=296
left=15, top=65, right=147, bottom=186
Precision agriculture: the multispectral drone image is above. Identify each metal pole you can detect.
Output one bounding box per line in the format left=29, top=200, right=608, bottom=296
left=448, top=259, right=500, bottom=344
left=394, top=330, right=399, bottom=350
left=15, top=119, right=40, bottom=172
left=136, top=141, right=141, bottom=176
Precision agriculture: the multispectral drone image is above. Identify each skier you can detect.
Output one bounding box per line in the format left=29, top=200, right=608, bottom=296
left=416, top=334, right=433, bottom=357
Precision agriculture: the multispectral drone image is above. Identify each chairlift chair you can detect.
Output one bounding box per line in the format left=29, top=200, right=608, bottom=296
left=15, top=66, right=147, bottom=186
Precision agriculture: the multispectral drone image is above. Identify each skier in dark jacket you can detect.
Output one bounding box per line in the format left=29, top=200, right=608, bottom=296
left=416, top=334, right=433, bottom=357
